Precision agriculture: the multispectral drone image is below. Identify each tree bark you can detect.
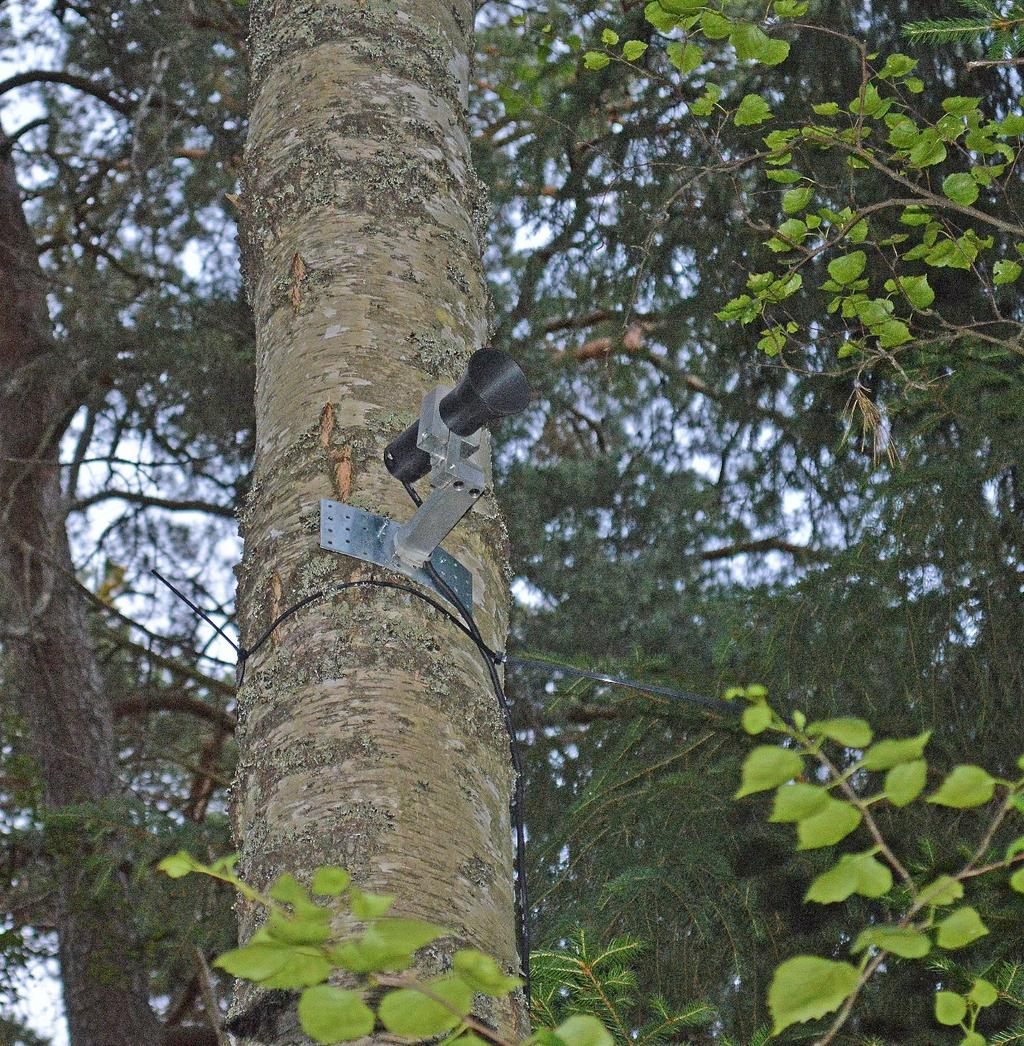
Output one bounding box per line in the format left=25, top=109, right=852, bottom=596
left=0, top=134, right=162, bottom=1043
left=230, top=1, right=523, bottom=1041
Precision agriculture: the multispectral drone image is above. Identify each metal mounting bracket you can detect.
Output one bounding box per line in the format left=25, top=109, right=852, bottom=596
left=319, top=499, right=475, bottom=613
left=317, top=380, right=502, bottom=619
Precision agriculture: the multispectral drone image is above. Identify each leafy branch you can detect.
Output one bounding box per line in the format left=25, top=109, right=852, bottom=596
left=726, top=684, right=1024, bottom=1043
left=158, top=852, right=616, bottom=1046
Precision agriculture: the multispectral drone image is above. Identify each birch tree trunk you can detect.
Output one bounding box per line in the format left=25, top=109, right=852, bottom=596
left=231, top=3, right=522, bottom=1041
left=0, top=133, right=162, bottom=1045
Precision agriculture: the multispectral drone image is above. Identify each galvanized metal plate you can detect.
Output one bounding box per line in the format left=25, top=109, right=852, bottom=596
left=319, top=499, right=474, bottom=615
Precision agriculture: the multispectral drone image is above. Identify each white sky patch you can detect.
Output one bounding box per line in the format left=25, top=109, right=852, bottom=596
left=5, top=947, right=67, bottom=1046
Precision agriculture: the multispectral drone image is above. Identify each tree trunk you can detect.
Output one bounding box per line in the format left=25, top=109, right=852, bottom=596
left=231, top=1, right=522, bottom=1042
left=0, top=133, right=162, bottom=1044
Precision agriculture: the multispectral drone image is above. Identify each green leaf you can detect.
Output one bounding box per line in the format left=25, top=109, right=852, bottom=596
left=876, top=319, right=912, bottom=348
left=452, top=949, right=521, bottom=996
left=806, top=851, right=893, bottom=903
left=900, top=205, right=932, bottom=226
left=742, top=703, right=772, bottom=734
left=796, top=798, right=863, bottom=850
left=644, top=1, right=681, bottom=33
left=270, top=873, right=310, bottom=907
left=775, top=217, right=808, bottom=242
left=267, top=909, right=332, bottom=946
left=853, top=926, right=930, bottom=958
left=689, top=85, right=721, bottom=117
left=855, top=298, right=893, bottom=327
left=331, top=920, right=444, bottom=974
left=908, top=131, right=947, bottom=168
left=928, top=765, right=996, bottom=808
left=959, top=1034, right=985, bottom=1046
left=919, top=876, right=964, bottom=907
left=770, top=783, right=829, bottom=823
left=331, top=934, right=411, bottom=975
left=214, top=943, right=292, bottom=982
left=782, top=187, right=813, bottom=214
left=666, top=41, right=703, bottom=73
left=736, top=746, right=804, bottom=797
left=311, top=867, right=351, bottom=896
left=994, top=259, right=1023, bottom=285
left=827, top=250, right=867, bottom=286
left=757, top=328, right=790, bottom=357
left=216, top=943, right=332, bottom=988
left=968, top=978, right=998, bottom=1008
left=601, top=28, right=619, bottom=45
left=298, top=986, right=376, bottom=1044
left=768, top=955, right=860, bottom=1034
left=730, top=23, right=790, bottom=66
left=889, top=117, right=922, bottom=150
left=373, top=918, right=448, bottom=954
left=553, top=1016, right=614, bottom=1046
left=862, top=731, right=931, bottom=770
left=880, top=53, right=917, bottom=78
left=350, top=888, right=395, bottom=919
left=735, top=94, right=773, bottom=127
left=715, top=293, right=759, bottom=323
left=885, top=760, right=927, bottom=806
left=700, top=9, right=732, bottom=38
left=942, top=172, right=980, bottom=206
left=157, top=850, right=200, bottom=879
left=262, top=949, right=334, bottom=990
left=943, top=95, right=981, bottom=115
left=1010, top=866, right=1024, bottom=893
left=210, top=853, right=240, bottom=876
left=936, top=907, right=989, bottom=950
left=583, top=51, right=610, bottom=70
left=849, top=83, right=887, bottom=118
left=378, top=975, right=473, bottom=1037
left=807, top=717, right=873, bottom=748
left=884, top=275, right=934, bottom=308
left=622, top=40, right=648, bottom=60
left=935, top=991, right=967, bottom=1026
left=925, top=235, right=976, bottom=270
left=998, top=113, right=1024, bottom=135
left=813, top=102, right=840, bottom=116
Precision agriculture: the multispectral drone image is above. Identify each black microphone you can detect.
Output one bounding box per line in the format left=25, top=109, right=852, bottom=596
left=384, top=348, right=531, bottom=483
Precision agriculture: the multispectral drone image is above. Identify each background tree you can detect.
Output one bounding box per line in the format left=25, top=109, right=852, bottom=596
left=1, top=1, right=250, bottom=1040
left=473, top=1, right=1024, bottom=1041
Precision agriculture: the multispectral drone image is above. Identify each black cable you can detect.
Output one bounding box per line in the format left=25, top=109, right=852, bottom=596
left=153, top=571, right=485, bottom=690
left=151, top=568, right=241, bottom=654
left=407, top=477, right=530, bottom=1001
left=243, top=579, right=479, bottom=661
left=506, top=655, right=740, bottom=716
left=423, top=557, right=530, bottom=1002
